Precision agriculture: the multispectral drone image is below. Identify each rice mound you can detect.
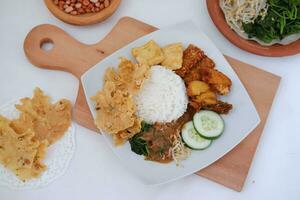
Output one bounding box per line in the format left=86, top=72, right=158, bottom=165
left=134, top=65, right=188, bottom=123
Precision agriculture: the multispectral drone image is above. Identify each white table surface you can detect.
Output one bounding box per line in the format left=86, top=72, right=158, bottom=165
left=0, top=0, right=299, bottom=199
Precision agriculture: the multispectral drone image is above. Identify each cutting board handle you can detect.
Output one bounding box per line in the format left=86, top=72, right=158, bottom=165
left=23, top=17, right=157, bottom=79
left=23, top=24, right=103, bottom=78
left=23, top=17, right=157, bottom=132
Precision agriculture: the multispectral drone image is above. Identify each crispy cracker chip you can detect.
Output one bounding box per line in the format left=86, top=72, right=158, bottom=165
left=92, top=58, right=149, bottom=144
left=162, top=43, right=183, bottom=70
left=0, top=115, right=48, bottom=181
left=104, top=58, right=150, bottom=94
left=117, top=117, right=142, bottom=139
left=13, top=88, right=72, bottom=144
left=113, top=117, right=142, bottom=146
left=131, top=40, right=165, bottom=66
left=92, top=82, right=136, bottom=134
left=118, top=57, right=150, bottom=93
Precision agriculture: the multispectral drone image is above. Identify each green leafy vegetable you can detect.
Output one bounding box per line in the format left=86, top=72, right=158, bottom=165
left=242, top=0, right=300, bottom=43
left=129, top=121, right=152, bottom=156
left=141, top=121, right=151, bottom=132
left=129, top=134, right=149, bottom=156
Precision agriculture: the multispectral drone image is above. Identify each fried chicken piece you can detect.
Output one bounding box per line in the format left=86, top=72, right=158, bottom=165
left=195, top=91, right=217, bottom=103
left=202, top=101, right=233, bottom=114
left=178, top=44, right=232, bottom=114
left=182, top=57, right=216, bottom=84
left=186, top=81, right=216, bottom=111
left=189, top=98, right=232, bottom=114
left=195, top=56, right=215, bottom=69
left=199, top=67, right=232, bottom=95
left=189, top=91, right=218, bottom=111
left=188, top=100, right=201, bottom=110
left=186, top=80, right=232, bottom=113
left=187, top=80, right=210, bottom=96
left=175, top=44, right=205, bottom=78
left=183, top=67, right=202, bottom=84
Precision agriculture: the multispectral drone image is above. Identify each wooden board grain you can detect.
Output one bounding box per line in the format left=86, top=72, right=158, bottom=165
left=196, top=57, right=280, bottom=191
left=23, top=17, right=280, bottom=191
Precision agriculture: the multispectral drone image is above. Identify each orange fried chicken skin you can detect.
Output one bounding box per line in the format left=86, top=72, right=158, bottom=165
left=199, top=67, right=232, bottom=95
left=202, top=101, right=233, bottom=114
left=175, top=44, right=233, bottom=114
left=175, top=44, right=205, bottom=78
left=195, top=56, right=215, bottom=69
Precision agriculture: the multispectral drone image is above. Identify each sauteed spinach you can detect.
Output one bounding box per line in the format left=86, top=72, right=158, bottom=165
left=129, top=121, right=151, bottom=156
left=242, top=0, right=300, bottom=43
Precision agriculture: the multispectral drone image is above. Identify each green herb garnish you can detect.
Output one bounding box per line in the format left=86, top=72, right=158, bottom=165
left=242, top=0, right=300, bottom=43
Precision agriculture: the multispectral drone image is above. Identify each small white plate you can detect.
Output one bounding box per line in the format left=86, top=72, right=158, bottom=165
left=81, top=21, right=260, bottom=185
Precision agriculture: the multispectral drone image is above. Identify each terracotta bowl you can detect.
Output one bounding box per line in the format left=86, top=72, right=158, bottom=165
left=44, top=0, right=121, bottom=25
left=207, top=0, right=300, bottom=57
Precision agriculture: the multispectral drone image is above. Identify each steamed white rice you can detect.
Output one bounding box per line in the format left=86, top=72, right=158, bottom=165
left=134, top=65, right=188, bottom=123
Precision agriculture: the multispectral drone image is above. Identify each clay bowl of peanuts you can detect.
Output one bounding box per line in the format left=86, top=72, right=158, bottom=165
left=44, top=0, right=121, bottom=25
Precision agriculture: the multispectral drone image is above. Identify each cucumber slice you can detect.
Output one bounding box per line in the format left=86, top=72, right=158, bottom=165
left=193, top=110, right=224, bottom=139
left=181, top=121, right=212, bottom=150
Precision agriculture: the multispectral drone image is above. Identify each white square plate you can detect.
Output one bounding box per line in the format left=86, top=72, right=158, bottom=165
left=81, top=21, right=260, bottom=185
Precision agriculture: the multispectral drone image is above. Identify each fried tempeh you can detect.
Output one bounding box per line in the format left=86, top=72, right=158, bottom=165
left=162, top=43, right=183, bottom=70
left=131, top=40, right=165, bottom=66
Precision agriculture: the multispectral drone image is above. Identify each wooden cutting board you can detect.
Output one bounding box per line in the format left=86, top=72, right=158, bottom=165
left=23, top=17, right=281, bottom=191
